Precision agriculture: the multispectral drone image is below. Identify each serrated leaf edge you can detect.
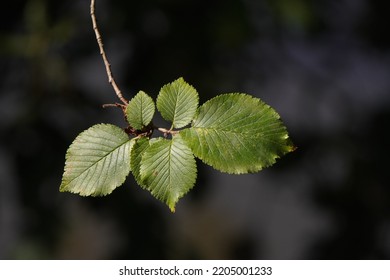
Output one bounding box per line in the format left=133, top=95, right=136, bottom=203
left=60, top=123, right=134, bottom=196
left=157, top=77, right=199, bottom=129
left=139, top=136, right=197, bottom=212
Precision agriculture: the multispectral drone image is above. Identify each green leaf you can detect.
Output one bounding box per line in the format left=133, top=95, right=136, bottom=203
left=60, top=124, right=134, bottom=196
left=139, top=135, right=197, bottom=212
left=156, top=77, right=199, bottom=129
left=180, top=93, right=294, bottom=174
left=126, top=91, right=155, bottom=130
left=130, top=137, right=150, bottom=187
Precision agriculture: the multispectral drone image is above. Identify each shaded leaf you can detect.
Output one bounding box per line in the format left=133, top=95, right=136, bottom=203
left=140, top=135, right=197, bottom=212
left=180, top=93, right=294, bottom=174
left=126, top=91, right=155, bottom=130
left=130, top=137, right=150, bottom=187
left=156, top=77, right=199, bottom=129
left=60, top=124, right=134, bottom=196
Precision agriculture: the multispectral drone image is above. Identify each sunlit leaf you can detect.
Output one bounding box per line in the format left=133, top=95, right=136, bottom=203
left=180, top=93, right=294, bottom=174
left=156, top=77, right=199, bottom=129
left=60, top=124, right=134, bottom=196
left=126, top=91, right=155, bottom=130
left=139, top=135, right=197, bottom=212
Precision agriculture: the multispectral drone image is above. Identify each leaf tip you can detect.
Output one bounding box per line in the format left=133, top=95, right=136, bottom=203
left=169, top=205, right=176, bottom=213
left=290, top=144, right=298, bottom=152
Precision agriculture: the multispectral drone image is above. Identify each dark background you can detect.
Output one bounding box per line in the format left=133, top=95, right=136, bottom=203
left=1, top=0, right=390, bottom=259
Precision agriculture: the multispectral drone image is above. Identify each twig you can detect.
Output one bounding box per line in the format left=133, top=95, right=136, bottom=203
left=90, top=0, right=128, bottom=105
left=157, top=127, right=179, bottom=137
left=102, top=102, right=126, bottom=110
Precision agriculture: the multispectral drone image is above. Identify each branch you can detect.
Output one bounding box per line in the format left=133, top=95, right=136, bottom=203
left=157, top=127, right=179, bottom=137
left=90, top=0, right=128, bottom=105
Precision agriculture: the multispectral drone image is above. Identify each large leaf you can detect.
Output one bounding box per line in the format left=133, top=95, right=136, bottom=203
left=125, top=91, right=155, bottom=130
left=180, top=93, right=294, bottom=174
left=139, top=135, right=197, bottom=212
left=156, top=77, right=199, bottom=129
left=60, top=124, right=134, bottom=196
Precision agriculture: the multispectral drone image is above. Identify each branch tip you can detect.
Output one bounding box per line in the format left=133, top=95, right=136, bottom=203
left=90, top=0, right=128, bottom=105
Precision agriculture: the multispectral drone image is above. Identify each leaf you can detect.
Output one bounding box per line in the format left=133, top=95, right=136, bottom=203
left=139, top=135, right=197, bottom=212
left=60, top=124, right=134, bottom=196
left=125, top=91, right=155, bottom=130
left=130, top=137, right=150, bottom=187
left=180, top=93, right=294, bottom=174
left=156, top=77, right=199, bottom=129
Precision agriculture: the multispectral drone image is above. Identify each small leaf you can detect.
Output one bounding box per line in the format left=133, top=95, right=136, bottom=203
left=180, top=93, right=294, bottom=174
left=126, top=91, right=155, bottom=130
left=60, top=124, right=134, bottom=196
left=156, top=77, right=199, bottom=129
left=139, top=135, right=197, bottom=212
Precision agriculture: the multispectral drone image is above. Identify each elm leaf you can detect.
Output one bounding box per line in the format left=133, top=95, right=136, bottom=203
left=60, top=124, right=134, bottom=196
left=126, top=91, right=155, bottom=130
left=156, top=77, right=199, bottom=129
left=180, top=93, right=294, bottom=174
left=130, top=137, right=150, bottom=187
left=139, top=135, right=197, bottom=212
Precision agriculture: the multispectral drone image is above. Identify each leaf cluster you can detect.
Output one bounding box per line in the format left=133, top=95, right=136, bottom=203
left=60, top=78, right=294, bottom=212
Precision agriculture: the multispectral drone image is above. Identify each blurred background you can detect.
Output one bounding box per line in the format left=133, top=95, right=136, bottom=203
left=1, top=0, right=390, bottom=259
